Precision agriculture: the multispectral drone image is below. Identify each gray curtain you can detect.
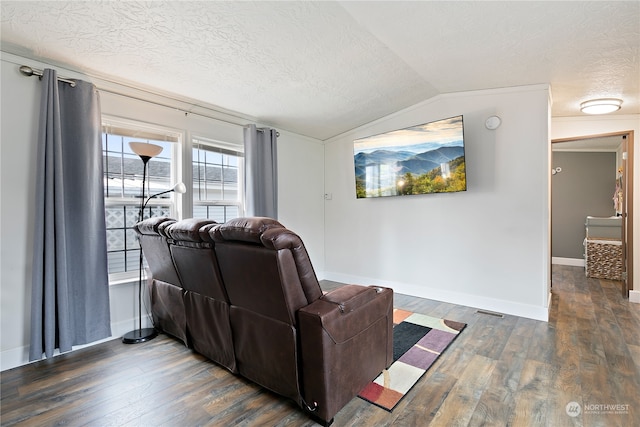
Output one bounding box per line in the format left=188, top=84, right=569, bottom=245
left=29, top=69, right=111, bottom=361
left=243, top=124, right=278, bottom=218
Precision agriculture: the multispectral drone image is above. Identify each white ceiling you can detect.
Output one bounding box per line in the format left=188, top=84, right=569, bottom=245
left=1, top=1, right=638, bottom=141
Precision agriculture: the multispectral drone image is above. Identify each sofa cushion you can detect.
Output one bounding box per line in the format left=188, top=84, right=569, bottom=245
left=211, top=217, right=284, bottom=244
left=165, top=218, right=218, bottom=243
left=134, top=216, right=175, bottom=236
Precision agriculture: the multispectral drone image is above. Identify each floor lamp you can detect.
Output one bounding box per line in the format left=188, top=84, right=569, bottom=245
left=123, top=141, right=163, bottom=344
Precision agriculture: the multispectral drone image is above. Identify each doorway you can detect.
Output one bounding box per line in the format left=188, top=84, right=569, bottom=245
left=552, top=131, right=634, bottom=297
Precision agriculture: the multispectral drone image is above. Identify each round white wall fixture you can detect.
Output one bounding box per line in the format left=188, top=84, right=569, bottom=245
left=485, top=115, right=501, bottom=130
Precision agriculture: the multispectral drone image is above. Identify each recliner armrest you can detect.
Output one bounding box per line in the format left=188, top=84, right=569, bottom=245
left=321, top=284, right=384, bottom=313
left=299, top=285, right=391, bottom=344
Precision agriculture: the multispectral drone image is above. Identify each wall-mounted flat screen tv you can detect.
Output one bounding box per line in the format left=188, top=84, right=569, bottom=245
left=354, top=115, right=466, bottom=198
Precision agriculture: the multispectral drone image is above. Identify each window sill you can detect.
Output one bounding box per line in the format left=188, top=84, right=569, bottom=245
left=108, top=274, right=147, bottom=287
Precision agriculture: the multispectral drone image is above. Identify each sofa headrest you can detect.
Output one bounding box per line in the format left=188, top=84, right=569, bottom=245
left=260, top=228, right=304, bottom=251
left=211, top=217, right=284, bottom=244
left=166, top=218, right=219, bottom=243
left=134, top=217, right=176, bottom=236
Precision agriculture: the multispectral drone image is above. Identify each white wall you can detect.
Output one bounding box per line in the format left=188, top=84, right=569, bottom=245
left=552, top=114, right=640, bottom=297
left=277, top=131, right=326, bottom=271
left=0, top=52, right=325, bottom=370
left=323, top=85, right=552, bottom=321
left=1, top=55, right=41, bottom=372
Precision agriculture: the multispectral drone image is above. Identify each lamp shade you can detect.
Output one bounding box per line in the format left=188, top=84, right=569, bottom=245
left=580, top=98, right=622, bottom=115
left=172, top=182, right=187, bottom=194
left=129, top=141, right=163, bottom=158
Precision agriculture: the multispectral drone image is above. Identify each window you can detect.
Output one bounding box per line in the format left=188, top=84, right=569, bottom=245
left=102, top=119, right=180, bottom=280
left=192, top=137, right=244, bottom=223
left=101, top=120, right=245, bottom=281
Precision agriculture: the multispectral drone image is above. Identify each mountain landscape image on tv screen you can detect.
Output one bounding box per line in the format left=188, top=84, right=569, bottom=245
left=354, top=115, right=466, bottom=198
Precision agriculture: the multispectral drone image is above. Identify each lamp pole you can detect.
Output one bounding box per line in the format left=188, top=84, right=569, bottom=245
left=122, top=142, right=163, bottom=344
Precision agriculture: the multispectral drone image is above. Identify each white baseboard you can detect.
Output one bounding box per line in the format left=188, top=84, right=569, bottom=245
left=1, top=335, right=120, bottom=372
left=630, top=290, right=640, bottom=304
left=0, top=346, right=30, bottom=372
left=1, top=316, right=153, bottom=372
left=552, top=257, right=585, bottom=267
left=323, top=271, right=549, bottom=322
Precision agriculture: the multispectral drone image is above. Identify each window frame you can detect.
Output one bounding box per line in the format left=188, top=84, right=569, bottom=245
left=190, top=135, right=245, bottom=222
left=102, top=116, right=184, bottom=283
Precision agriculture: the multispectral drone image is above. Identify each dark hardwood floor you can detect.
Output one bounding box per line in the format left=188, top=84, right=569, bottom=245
left=2, top=265, right=639, bottom=426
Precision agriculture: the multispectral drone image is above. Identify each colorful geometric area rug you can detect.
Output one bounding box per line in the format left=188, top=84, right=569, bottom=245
left=358, top=308, right=466, bottom=411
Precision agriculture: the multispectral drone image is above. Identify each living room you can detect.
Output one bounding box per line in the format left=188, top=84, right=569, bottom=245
left=1, top=2, right=639, bottom=424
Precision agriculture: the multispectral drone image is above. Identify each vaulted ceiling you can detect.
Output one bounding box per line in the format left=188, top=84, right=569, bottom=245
left=1, top=1, right=638, bottom=140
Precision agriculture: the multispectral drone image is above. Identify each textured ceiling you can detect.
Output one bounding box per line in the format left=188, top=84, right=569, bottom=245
left=1, top=1, right=638, bottom=140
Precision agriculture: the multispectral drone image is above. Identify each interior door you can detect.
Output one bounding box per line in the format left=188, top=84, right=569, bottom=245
left=551, top=131, right=634, bottom=298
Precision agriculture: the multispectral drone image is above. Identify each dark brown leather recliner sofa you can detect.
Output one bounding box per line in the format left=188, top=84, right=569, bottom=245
left=134, top=217, right=187, bottom=345
left=135, top=216, right=394, bottom=425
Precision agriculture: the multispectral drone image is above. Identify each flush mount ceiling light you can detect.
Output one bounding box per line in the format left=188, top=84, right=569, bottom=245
left=580, top=98, right=622, bottom=115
